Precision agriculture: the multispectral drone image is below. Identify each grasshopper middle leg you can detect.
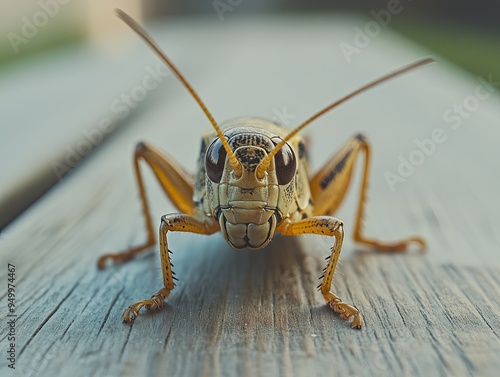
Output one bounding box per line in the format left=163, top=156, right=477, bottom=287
left=310, top=133, right=426, bottom=251
left=97, top=141, right=195, bottom=269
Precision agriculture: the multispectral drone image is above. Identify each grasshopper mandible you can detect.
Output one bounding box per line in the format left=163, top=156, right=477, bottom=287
left=98, top=9, right=431, bottom=329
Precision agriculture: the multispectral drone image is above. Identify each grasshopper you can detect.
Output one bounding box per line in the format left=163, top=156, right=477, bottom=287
left=98, top=10, right=431, bottom=329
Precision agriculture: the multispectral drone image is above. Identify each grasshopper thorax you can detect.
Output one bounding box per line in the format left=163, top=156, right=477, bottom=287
left=202, top=120, right=299, bottom=250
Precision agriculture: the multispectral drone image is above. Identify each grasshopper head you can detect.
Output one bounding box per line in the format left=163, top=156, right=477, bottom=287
left=204, top=127, right=297, bottom=249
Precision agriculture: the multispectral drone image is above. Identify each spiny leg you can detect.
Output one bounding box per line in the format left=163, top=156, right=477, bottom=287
left=277, top=217, right=363, bottom=329
left=310, top=133, right=426, bottom=252
left=97, top=141, right=195, bottom=269
left=122, top=214, right=219, bottom=323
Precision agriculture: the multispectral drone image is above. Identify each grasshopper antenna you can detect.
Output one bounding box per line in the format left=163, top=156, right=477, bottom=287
left=256, top=58, right=434, bottom=179
left=115, top=9, right=242, bottom=177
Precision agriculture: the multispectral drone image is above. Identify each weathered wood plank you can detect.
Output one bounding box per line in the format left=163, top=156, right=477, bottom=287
left=1, top=14, right=499, bottom=377
left=0, top=37, right=168, bottom=229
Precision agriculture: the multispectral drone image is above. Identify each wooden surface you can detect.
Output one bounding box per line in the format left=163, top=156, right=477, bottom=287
left=1, top=14, right=500, bottom=377
left=0, top=37, right=158, bottom=229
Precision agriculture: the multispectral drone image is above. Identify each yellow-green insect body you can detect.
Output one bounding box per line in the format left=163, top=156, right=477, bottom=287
left=98, top=9, right=431, bottom=329
left=195, top=118, right=312, bottom=249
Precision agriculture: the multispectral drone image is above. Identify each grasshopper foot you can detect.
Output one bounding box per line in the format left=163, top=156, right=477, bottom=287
left=324, top=291, right=364, bottom=329
left=357, top=236, right=426, bottom=253
left=122, top=288, right=171, bottom=324
left=97, top=243, right=154, bottom=269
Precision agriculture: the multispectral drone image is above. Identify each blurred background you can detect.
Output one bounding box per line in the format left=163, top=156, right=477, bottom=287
left=0, top=0, right=499, bottom=230
left=1, top=0, right=499, bottom=76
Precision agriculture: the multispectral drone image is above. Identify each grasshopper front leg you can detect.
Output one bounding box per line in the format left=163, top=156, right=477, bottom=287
left=122, top=214, right=219, bottom=323
left=278, top=217, right=363, bottom=328
left=310, top=133, right=426, bottom=251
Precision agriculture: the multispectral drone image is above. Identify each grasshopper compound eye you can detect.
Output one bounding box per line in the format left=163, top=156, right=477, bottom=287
left=205, top=138, right=227, bottom=183
left=271, top=138, right=297, bottom=185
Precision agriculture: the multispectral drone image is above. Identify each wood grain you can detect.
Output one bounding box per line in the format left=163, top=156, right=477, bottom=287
left=1, top=14, right=499, bottom=377
left=0, top=34, right=166, bottom=229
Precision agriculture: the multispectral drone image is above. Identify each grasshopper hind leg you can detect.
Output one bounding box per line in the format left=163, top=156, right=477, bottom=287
left=310, top=133, right=426, bottom=252
left=97, top=141, right=195, bottom=269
